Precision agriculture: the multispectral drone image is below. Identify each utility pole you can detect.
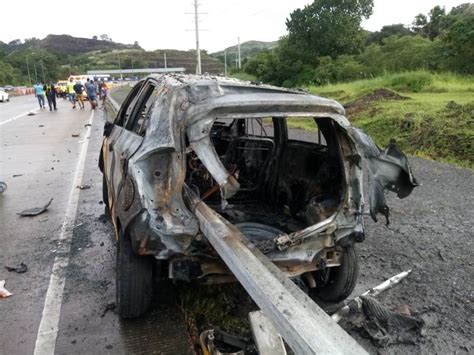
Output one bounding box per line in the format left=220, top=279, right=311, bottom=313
left=164, top=52, right=167, bottom=72
left=224, top=50, right=227, bottom=77
left=194, top=0, right=201, bottom=74
left=26, top=56, right=32, bottom=85
left=237, top=36, right=241, bottom=69
left=117, top=47, right=123, bottom=80
left=186, top=0, right=206, bottom=75
left=33, top=63, right=38, bottom=83
left=40, top=60, right=46, bottom=83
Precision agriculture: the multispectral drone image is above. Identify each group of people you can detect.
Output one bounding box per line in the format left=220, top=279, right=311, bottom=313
left=34, top=82, right=57, bottom=111
left=33, top=77, right=109, bottom=111
left=65, top=78, right=109, bottom=110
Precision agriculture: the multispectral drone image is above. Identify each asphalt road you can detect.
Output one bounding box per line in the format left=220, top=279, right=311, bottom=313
left=0, top=95, right=192, bottom=354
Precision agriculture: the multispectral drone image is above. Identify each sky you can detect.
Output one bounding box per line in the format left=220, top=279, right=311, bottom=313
left=1, top=0, right=467, bottom=53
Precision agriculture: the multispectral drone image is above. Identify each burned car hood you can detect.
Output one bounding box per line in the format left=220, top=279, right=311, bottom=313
left=348, top=128, right=419, bottom=224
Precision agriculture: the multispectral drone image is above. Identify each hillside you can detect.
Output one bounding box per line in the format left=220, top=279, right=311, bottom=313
left=211, top=40, right=278, bottom=61
left=0, top=35, right=138, bottom=56
left=73, top=48, right=223, bottom=74
left=38, top=34, right=139, bottom=55
left=0, top=34, right=224, bottom=85
left=310, top=71, right=474, bottom=168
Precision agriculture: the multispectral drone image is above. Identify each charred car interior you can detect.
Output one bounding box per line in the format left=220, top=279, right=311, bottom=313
left=100, top=75, right=418, bottom=318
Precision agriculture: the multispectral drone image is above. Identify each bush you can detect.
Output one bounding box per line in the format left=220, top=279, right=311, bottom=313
left=388, top=71, right=434, bottom=92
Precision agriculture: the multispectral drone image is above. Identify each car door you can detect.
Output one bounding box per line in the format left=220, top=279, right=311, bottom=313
left=104, top=80, right=159, bottom=218
left=102, top=81, right=145, bottom=210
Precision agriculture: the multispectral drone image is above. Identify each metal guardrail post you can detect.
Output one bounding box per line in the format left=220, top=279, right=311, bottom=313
left=183, top=186, right=368, bottom=355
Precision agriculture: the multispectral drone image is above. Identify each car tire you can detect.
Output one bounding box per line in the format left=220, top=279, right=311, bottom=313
left=102, top=174, right=110, bottom=215
left=311, top=246, right=359, bottom=303
left=116, top=231, right=153, bottom=318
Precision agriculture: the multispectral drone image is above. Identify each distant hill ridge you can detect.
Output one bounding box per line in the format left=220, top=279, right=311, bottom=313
left=38, top=34, right=139, bottom=55
left=211, top=40, right=278, bottom=60
left=0, top=34, right=138, bottom=55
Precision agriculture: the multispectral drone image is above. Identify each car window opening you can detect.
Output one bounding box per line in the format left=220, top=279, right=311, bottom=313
left=185, top=116, right=345, bottom=234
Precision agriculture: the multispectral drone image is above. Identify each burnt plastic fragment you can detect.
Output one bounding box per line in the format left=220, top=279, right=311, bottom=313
left=348, top=128, right=418, bottom=225
left=17, top=198, right=53, bottom=217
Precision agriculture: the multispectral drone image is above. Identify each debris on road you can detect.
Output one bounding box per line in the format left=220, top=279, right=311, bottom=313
left=0, top=181, right=7, bottom=193
left=84, top=123, right=92, bottom=127
left=12, top=174, right=23, bottom=178
left=71, top=133, right=80, bottom=137
left=0, top=280, right=12, bottom=298
left=76, top=185, right=91, bottom=190
left=27, top=112, right=35, bottom=116
left=17, top=198, right=53, bottom=217
left=5, top=262, right=28, bottom=273
left=351, top=296, right=424, bottom=347
left=199, top=329, right=253, bottom=355
left=437, top=249, right=446, bottom=262
left=332, top=270, right=412, bottom=322
left=38, top=125, right=44, bottom=127
left=100, top=302, right=116, bottom=317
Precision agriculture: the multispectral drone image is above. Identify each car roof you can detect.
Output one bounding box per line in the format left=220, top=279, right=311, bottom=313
left=145, top=74, right=348, bottom=126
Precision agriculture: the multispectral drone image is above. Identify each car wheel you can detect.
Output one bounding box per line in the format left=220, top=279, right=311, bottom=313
left=310, top=246, right=359, bottom=303
left=116, top=231, right=153, bottom=318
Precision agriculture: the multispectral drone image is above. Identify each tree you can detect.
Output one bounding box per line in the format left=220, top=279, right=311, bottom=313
left=92, top=35, right=98, bottom=40
left=286, top=0, right=374, bottom=59
left=426, top=6, right=447, bottom=39
left=412, top=14, right=428, bottom=35
left=413, top=6, right=449, bottom=40
left=133, top=41, right=140, bottom=48
left=440, top=14, right=474, bottom=73
left=367, top=24, right=413, bottom=44
left=100, top=34, right=111, bottom=42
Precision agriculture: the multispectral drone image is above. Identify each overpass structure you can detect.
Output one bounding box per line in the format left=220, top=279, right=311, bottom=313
left=87, top=68, right=186, bottom=75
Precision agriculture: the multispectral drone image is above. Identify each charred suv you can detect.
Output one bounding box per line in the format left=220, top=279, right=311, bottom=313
left=99, top=75, right=418, bottom=318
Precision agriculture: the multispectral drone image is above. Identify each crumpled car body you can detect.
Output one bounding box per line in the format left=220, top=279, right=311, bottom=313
left=100, top=74, right=417, bottom=288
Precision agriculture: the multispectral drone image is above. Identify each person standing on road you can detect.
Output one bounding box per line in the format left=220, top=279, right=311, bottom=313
left=44, top=81, right=57, bottom=111
left=73, top=81, right=85, bottom=109
left=34, top=82, right=45, bottom=109
left=85, top=79, right=98, bottom=110
left=67, top=77, right=76, bottom=108
left=100, top=81, right=109, bottom=109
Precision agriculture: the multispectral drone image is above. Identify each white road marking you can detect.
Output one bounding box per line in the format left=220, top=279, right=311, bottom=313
left=0, top=108, right=40, bottom=126
left=33, top=110, right=95, bottom=355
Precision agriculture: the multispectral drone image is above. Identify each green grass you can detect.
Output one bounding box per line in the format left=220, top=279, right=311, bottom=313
left=310, top=70, right=474, bottom=102
left=308, top=71, right=474, bottom=168
left=177, top=283, right=255, bottom=339
left=229, top=72, right=257, bottom=81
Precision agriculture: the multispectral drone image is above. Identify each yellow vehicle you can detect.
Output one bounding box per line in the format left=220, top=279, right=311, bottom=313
left=56, top=80, right=68, bottom=98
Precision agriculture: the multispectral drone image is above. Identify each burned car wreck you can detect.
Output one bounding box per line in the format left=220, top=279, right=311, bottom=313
left=99, top=75, right=417, bottom=318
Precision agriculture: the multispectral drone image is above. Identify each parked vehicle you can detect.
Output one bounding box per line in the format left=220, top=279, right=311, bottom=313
left=0, top=88, right=9, bottom=102
left=56, top=81, right=68, bottom=98
left=99, top=75, right=418, bottom=318
left=3, top=85, right=15, bottom=92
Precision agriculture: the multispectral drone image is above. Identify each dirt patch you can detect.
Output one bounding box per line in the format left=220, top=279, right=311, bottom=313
left=345, top=88, right=409, bottom=115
